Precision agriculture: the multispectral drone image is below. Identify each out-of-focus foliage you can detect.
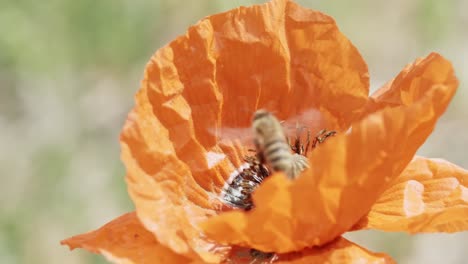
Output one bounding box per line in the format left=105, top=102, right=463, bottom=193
left=0, top=1, right=466, bottom=264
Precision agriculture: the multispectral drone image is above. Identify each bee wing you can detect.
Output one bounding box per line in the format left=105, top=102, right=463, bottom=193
left=207, top=126, right=255, bottom=148
left=281, top=108, right=326, bottom=134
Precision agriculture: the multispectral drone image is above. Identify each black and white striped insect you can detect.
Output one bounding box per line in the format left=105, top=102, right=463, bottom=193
left=252, top=110, right=309, bottom=179
left=220, top=110, right=337, bottom=211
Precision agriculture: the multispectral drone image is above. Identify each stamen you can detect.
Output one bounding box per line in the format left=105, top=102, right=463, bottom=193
left=219, top=155, right=269, bottom=211
left=288, top=126, right=337, bottom=154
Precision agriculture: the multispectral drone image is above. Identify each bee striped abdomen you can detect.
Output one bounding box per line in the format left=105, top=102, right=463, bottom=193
left=253, top=110, right=297, bottom=178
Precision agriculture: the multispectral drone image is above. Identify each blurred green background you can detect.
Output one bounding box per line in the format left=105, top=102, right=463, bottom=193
left=0, top=0, right=466, bottom=263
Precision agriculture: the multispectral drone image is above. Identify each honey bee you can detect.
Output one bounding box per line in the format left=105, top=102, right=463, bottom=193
left=252, top=110, right=309, bottom=179
left=220, top=111, right=336, bottom=211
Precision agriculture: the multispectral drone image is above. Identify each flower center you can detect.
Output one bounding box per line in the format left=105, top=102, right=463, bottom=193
left=218, top=111, right=336, bottom=262
left=220, top=117, right=336, bottom=211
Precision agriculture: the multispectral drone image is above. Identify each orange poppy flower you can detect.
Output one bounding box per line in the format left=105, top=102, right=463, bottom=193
left=61, top=0, right=468, bottom=263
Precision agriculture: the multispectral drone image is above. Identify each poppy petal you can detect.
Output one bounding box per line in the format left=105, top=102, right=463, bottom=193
left=121, top=108, right=229, bottom=263
left=275, top=237, right=395, bottom=264
left=226, top=237, right=395, bottom=264
left=359, top=52, right=458, bottom=118
left=61, top=212, right=193, bottom=264
left=201, top=54, right=458, bottom=253
left=352, top=156, right=468, bottom=233
left=121, top=0, right=368, bottom=261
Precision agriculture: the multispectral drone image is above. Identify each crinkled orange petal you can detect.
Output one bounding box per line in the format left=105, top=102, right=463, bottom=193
left=61, top=212, right=193, bottom=264
left=121, top=0, right=368, bottom=261
left=226, top=237, right=395, bottom=264
left=352, top=156, right=468, bottom=233
left=276, top=237, right=395, bottom=264
left=121, top=108, right=229, bottom=263
left=201, top=54, right=458, bottom=253
left=358, top=52, right=458, bottom=119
